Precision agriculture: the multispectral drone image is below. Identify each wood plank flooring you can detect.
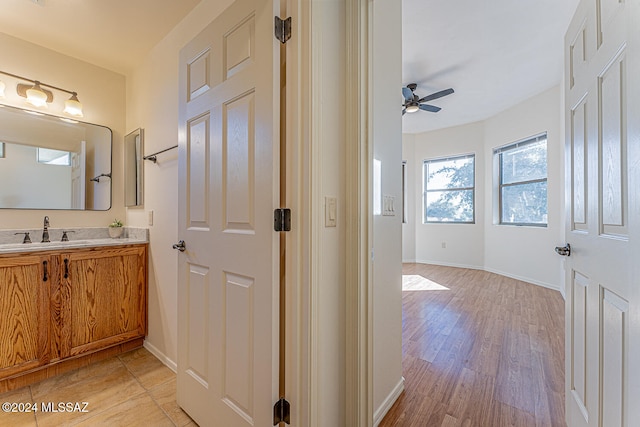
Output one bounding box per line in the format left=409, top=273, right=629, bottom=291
left=379, top=263, right=565, bottom=427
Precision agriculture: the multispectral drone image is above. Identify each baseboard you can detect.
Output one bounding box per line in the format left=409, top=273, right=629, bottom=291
left=143, top=340, right=177, bottom=373
left=414, top=259, right=484, bottom=271
left=373, top=377, right=405, bottom=426
left=483, top=267, right=560, bottom=292
left=559, top=285, right=566, bottom=300
left=411, top=260, right=561, bottom=293
left=402, top=258, right=417, bottom=263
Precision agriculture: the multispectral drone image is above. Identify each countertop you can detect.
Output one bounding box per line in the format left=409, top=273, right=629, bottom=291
left=0, top=227, right=148, bottom=254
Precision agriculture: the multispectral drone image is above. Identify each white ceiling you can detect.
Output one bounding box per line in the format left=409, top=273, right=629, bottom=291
left=0, top=0, right=200, bottom=74
left=402, top=0, right=580, bottom=134
left=1, top=0, right=579, bottom=134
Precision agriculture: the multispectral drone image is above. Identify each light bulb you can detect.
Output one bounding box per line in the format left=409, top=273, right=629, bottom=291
left=26, top=81, right=48, bottom=107
left=64, top=93, right=83, bottom=117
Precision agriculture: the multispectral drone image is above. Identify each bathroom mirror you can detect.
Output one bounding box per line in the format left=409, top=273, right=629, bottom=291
left=0, top=103, right=112, bottom=210
left=124, top=128, right=144, bottom=207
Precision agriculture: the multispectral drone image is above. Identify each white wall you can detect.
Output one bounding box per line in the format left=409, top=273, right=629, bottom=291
left=483, top=86, right=564, bottom=289
left=371, top=0, right=404, bottom=423
left=404, top=86, right=565, bottom=290
left=310, top=1, right=347, bottom=425
left=0, top=143, right=71, bottom=209
left=408, top=121, right=486, bottom=269
left=402, top=134, right=416, bottom=262
left=0, top=32, right=126, bottom=228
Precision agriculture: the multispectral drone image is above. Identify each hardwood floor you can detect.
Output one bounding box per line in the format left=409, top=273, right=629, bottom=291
left=0, top=347, right=196, bottom=427
left=380, top=263, right=565, bottom=427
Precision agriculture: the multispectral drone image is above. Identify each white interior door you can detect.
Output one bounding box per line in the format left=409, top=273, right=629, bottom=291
left=176, top=0, right=279, bottom=425
left=564, top=0, right=640, bottom=425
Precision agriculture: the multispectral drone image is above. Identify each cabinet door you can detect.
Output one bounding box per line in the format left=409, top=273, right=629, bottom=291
left=60, top=245, right=146, bottom=357
left=0, top=255, right=50, bottom=377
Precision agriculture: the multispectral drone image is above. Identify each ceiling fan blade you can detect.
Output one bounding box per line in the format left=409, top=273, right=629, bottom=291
left=402, top=108, right=407, bottom=115
left=418, top=88, right=454, bottom=103
left=419, top=104, right=441, bottom=113
left=402, top=87, right=413, bottom=100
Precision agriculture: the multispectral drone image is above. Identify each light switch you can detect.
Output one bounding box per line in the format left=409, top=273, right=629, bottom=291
left=382, top=195, right=395, bottom=216
left=325, top=197, right=337, bottom=227
left=148, top=210, right=154, bottom=226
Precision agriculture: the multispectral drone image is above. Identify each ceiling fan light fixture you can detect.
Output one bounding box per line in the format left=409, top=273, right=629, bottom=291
left=405, top=104, right=420, bottom=113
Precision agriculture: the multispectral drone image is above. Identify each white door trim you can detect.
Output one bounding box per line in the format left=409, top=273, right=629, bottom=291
left=345, top=0, right=373, bottom=425
left=291, top=0, right=372, bottom=424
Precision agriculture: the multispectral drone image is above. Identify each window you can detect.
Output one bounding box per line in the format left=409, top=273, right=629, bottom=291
left=423, top=154, right=475, bottom=223
left=495, top=133, right=547, bottom=226
left=37, top=147, right=71, bottom=166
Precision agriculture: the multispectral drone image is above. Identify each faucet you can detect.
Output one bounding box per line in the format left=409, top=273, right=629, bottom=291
left=42, top=216, right=50, bottom=243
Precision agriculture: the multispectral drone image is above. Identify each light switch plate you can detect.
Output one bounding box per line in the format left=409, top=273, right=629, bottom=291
left=148, top=210, right=154, bottom=226
left=325, top=197, right=337, bottom=227
left=382, top=195, right=395, bottom=216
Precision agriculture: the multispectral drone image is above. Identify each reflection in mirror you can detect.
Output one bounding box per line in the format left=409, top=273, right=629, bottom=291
left=124, top=128, right=144, bottom=207
left=0, top=103, right=112, bottom=210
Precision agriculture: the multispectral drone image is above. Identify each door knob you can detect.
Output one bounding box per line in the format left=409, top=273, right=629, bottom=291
left=172, top=240, right=186, bottom=252
left=555, top=243, right=571, bottom=256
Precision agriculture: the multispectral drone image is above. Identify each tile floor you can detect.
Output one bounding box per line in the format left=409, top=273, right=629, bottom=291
left=0, top=347, right=197, bottom=427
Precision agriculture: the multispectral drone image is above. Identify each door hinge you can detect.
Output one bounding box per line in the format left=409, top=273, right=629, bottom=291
left=274, top=208, right=291, bottom=232
left=275, top=16, right=292, bottom=44
left=273, top=398, right=291, bottom=425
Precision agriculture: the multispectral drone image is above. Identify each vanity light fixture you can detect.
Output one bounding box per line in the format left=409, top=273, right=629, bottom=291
left=25, top=81, right=49, bottom=107
left=63, top=92, right=83, bottom=117
left=0, top=70, right=83, bottom=117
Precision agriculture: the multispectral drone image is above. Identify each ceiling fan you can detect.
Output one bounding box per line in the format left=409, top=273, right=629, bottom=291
left=402, top=83, right=454, bottom=115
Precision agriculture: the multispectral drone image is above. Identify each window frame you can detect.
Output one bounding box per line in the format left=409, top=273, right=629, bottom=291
left=423, top=153, right=475, bottom=224
left=495, top=133, right=548, bottom=227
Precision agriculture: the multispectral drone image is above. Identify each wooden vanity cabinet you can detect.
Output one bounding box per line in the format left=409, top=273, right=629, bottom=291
left=0, top=244, right=147, bottom=388
left=0, top=255, right=51, bottom=378
left=55, top=245, right=147, bottom=359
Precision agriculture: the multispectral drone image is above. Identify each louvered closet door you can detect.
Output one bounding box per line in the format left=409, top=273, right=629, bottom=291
left=176, top=0, right=280, bottom=425
left=564, top=0, right=640, bottom=426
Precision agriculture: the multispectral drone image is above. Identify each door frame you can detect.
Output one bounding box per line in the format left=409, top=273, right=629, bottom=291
left=289, top=0, right=372, bottom=424
left=344, top=0, right=373, bottom=425
left=289, top=0, right=373, bottom=425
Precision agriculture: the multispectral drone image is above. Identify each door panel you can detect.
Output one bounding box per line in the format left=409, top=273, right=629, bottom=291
left=600, top=288, right=627, bottom=426
left=0, top=255, right=50, bottom=377
left=564, top=0, right=638, bottom=426
left=177, top=0, right=278, bottom=425
left=569, top=271, right=588, bottom=417
left=571, top=96, right=588, bottom=230
left=599, top=49, right=626, bottom=235
left=223, top=91, right=255, bottom=232
left=187, top=113, right=211, bottom=229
